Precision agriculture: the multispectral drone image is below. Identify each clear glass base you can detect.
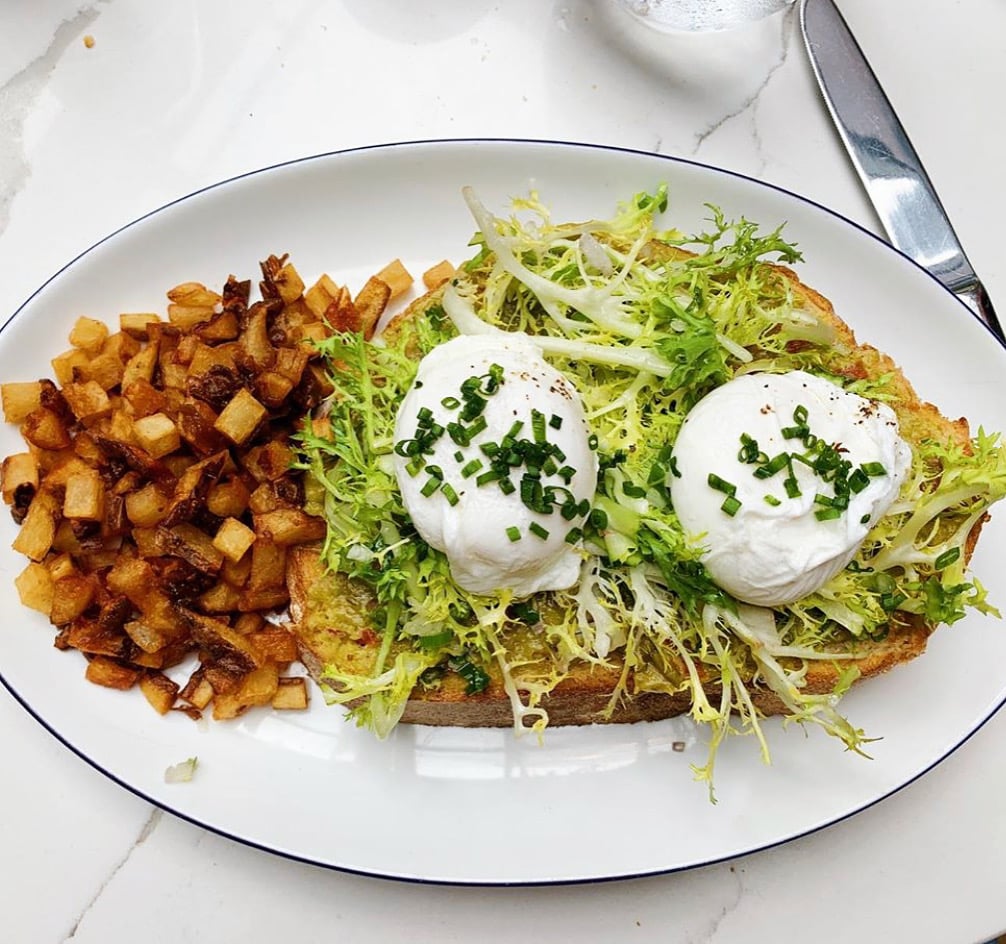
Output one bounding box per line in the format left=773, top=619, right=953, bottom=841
left=617, top=0, right=795, bottom=32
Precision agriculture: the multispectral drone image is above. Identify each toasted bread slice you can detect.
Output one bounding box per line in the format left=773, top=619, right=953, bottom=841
left=285, top=250, right=987, bottom=728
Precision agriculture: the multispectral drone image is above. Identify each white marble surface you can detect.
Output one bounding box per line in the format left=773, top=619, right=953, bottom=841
left=1, top=1, right=1004, bottom=940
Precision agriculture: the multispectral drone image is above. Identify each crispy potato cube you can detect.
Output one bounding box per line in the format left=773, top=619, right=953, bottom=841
left=212, top=662, right=279, bottom=720
left=62, top=380, right=112, bottom=425
left=50, top=574, right=97, bottom=625
left=353, top=275, right=392, bottom=339
left=85, top=656, right=141, bottom=690
left=272, top=676, right=309, bottom=710
left=15, top=562, right=54, bottom=615
left=250, top=625, right=299, bottom=663
left=100, top=331, right=142, bottom=363
left=273, top=262, right=306, bottom=304
left=121, top=341, right=160, bottom=389
left=422, top=259, right=455, bottom=291
left=2, top=452, right=39, bottom=505
left=213, top=517, right=256, bottom=563
left=123, top=379, right=168, bottom=418
left=133, top=412, right=181, bottom=459
left=1, top=382, right=43, bottom=424
left=254, top=371, right=295, bottom=409
left=238, top=304, right=276, bottom=370
left=51, top=348, right=90, bottom=386
left=124, top=482, right=171, bottom=527
left=233, top=612, right=265, bottom=635
left=69, top=316, right=109, bottom=354
left=242, top=441, right=294, bottom=483
left=304, top=274, right=341, bottom=319
left=197, top=581, right=242, bottom=613
left=180, top=672, right=215, bottom=710
left=375, top=259, right=413, bottom=300
left=253, top=508, right=326, bottom=546
left=79, top=352, right=126, bottom=391
left=158, top=523, right=225, bottom=573
left=167, top=281, right=221, bottom=307
left=12, top=491, right=60, bottom=561
left=248, top=538, right=287, bottom=590
left=139, top=672, right=179, bottom=715
left=206, top=476, right=250, bottom=518
left=46, top=552, right=78, bottom=581
left=22, top=407, right=72, bottom=450
left=214, top=388, right=267, bottom=446
left=123, top=618, right=171, bottom=654
left=119, top=312, right=161, bottom=339
left=63, top=469, right=105, bottom=521
left=168, top=304, right=215, bottom=331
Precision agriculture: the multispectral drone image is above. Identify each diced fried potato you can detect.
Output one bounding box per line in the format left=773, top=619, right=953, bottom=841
left=61, top=381, right=112, bottom=425
left=69, top=316, right=109, bottom=354
left=213, top=517, right=256, bottom=563
left=78, top=352, right=126, bottom=391
left=375, top=259, right=413, bottom=300
left=85, top=656, right=141, bottom=690
left=123, top=378, right=168, bottom=417
left=250, top=625, right=299, bottom=663
left=212, top=662, right=279, bottom=720
left=11, top=491, right=60, bottom=561
left=119, top=312, right=161, bottom=339
left=139, top=672, right=179, bottom=714
left=352, top=275, right=392, bottom=339
left=1, top=381, right=43, bottom=424
left=15, top=562, right=54, bottom=615
left=422, top=259, right=455, bottom=291
left=158, top=522, right=225, bottom=573
left=214, top=388, right=267, bottom=446
left=304, top=273, right=341, bottom=319
left=167, top=282, right=221, bottom=307
left=2, top=452, right=39, bottom=505
left=206, top=476, right=250, bottom=518
left=132, top=412, right=181, bottom=458
left=197, top=580, right=242, bottom=613
left=180, top=671, right=215, bottom=710
left=22, top=407, right=72, bottom=450
left=123, top=618, right=172, bottom=655
left=51, top=348, right=90, bottom=386
left=124, top=482, right=171, bottom=527
left=121, top=341, right=160, bottom=389
left=50, top=574, right=97, bottom=625
left=248, top=538, right=287, bottom=590
left=241, top=441, right=294, bottom=483
left=233, top=612, right=265, bottom=635
left=272, top=261, right=306, bottom=305
left=238, top=304, right=276, bottom=370
left=253, top=508, right=326, bottom=546
left=272, top=676, right=309, bottom=710
left=63, top=469, right=105, bottom=521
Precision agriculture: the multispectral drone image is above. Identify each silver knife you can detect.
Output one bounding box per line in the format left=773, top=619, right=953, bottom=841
left=799, top=0, right=1005, bottom=343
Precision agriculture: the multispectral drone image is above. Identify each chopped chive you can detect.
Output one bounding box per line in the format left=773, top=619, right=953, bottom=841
left=558, top=465, right=575, bottom=484
left=506, top=526, right=522, bottom=542
left=461, top=459, right=483, bottom=478
left=453, top=450, right=464, bottom=463
left=440, top=483, right=459, bottom=506
left=587, top=433, right=599, bottom=451
left=861, top=462, right=887, bottom=476
left=707, top=473, right=736, bottom=496
left=848, top=467, right=869, bottom=493
left=763, top=494, right=781, bottom=506
left=416, top=406, right=434, bottom=423
left=466, top=416, right=488, bottom=439
left=531, top=409, right=547, bottom=444
left=564, top=526, right=583, bottom=544
left=498, top=478, right=516, bottom=495
left=420, top=477, right=440, bottom=497
left=622, top=481, right=647, bottom=498
left=589, top=508, right=608, bottom=530
left=475, top=469, right=502, bottom=486
left=814, top=506, right=842, bottom=521
left=860, top=513, right=871, bottom=524
left=720, top=496, right=742, bottom=517
left=934, top=547, right=961, bottom=570
left=549, top=414, right=563, bottom=430
left=528, top=522, right=549, bottom=540
left=441, top=396, right=460, bottom=409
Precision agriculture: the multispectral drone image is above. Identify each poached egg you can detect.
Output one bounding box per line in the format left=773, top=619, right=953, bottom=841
left=393, top=333, right=598, bottom=597
left=669, top=370, right=912, bottom=606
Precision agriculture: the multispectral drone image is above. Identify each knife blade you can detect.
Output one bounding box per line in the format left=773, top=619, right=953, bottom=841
left=799, top=0, right=1005, bottom=342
